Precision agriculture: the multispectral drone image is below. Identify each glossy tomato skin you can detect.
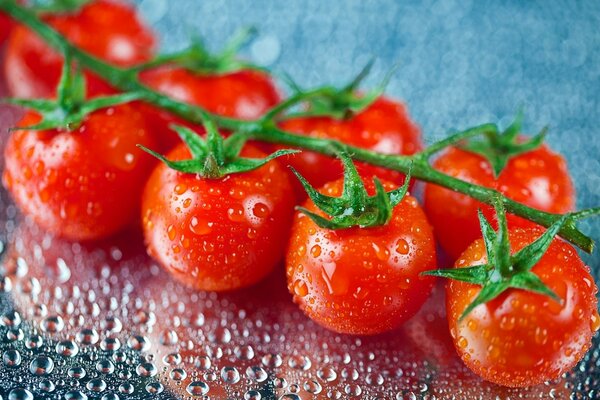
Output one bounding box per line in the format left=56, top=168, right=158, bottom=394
left=139, top=67, right=281, bottom=150
left=276, top=97, right=422, bottom=197
left=4, top=0, right=155, bottom=98
left=0, top=11, right=13, bottom=45
left=447, top=228, right=599, bottom=387
left=286, top=178, right=436, bottom=335
left=3, top=106, right=157, bottom=241
left=141, top=143, right=295, bottom=291
left=424, top=145, right=574, bottom=261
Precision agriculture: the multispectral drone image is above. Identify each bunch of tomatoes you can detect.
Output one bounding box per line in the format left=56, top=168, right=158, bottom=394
left=1, top=0, right=598, bottom=389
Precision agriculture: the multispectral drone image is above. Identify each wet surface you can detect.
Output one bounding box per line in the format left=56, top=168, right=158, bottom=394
left=1, top=1, right=600, bottom=398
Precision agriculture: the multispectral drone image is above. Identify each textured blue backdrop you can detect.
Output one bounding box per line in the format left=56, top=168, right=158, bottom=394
left=133, top=0, right=600, bottom=268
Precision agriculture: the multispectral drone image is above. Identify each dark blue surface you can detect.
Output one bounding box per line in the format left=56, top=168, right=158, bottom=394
left=135, top=0, right=600, bottom=265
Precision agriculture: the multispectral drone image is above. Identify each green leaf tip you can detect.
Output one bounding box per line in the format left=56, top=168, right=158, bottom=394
left=134, top=26, right=263, bottom=76
left=293, top=149, right=412, bottom=230
left=459, top=111, right=548, bottom=177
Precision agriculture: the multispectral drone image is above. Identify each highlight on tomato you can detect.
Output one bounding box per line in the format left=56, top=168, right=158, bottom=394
left=139, top=114, right=296, bottom=291
left=286, top=150, right=436, bottom=335
left=424, top=114, right=574, bottom=260
left=425, top=201, right=599, bottom=387
left=4, top=0, right=156, bottom=98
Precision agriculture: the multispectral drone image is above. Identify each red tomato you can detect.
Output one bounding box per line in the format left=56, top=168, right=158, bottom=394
left=4, top=0, right=155, bottom=98
left=2, top=106, right=157, bottom=241
left=139, top=67, right=281, bottom=150
left=447, top=227, right=599, bottom=387
left=141, top=143, right=295, bottom=291
left=286, top=178, right=436, bottom=335
left=0, top=11, right=13, bottom=45
left=424, top=144, right=574, bottom=260
left=276, top=97, right=422, bottom=198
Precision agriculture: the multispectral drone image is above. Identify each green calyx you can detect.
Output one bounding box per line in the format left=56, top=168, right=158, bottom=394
left=424, top=197, right=570, bottom=320
left=460, top=111, right=547, bottom=177
left=138, top=111, right=298, bottom=179
left=280, top=60, right=395, bottom=121
left=294, top=148, right=412, bottom=229
left=3, top=52, right=143, bottom=131
left=135, top=27, right=262, bottom=75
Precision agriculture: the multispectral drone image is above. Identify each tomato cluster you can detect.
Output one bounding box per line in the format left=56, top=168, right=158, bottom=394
left=0, top=1, right=597, bottom=389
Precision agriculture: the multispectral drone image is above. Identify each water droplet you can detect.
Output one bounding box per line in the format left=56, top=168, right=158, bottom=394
left=186, top=381, right=210, bottom=396
left=246, top=366, right=268, bottom=382
left=29, top=355, right=54, bottom=376
left=56, top=340, right=79, bottom=357
left=87, top=378, right=107, bottom=393
left=8, top=388, right=34, bottom=400
left=3, top=349, right=21, bottom=367
left=136, top=362, right=158, bottom=377
left=221, top=366, right=241, bottom=384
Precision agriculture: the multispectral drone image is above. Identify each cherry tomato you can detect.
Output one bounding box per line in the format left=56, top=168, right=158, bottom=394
left=0, top=11, right=13, bottom=46
left=275, top=97, right=422, bottom=198
left=4, top=0, right=155, bottom=98
left=139, top=67, right=281, bottom=150
left=286, top=178, right=436, bottom=335
left=424, top=144, right=574, bottom=260
left=141, top=143, right=295, bottom=291
left=2, top=106, right=157, bottom=241
left=447, top=227, right=599, bottom=387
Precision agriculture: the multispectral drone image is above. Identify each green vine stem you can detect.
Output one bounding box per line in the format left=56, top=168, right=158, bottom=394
left=0, top=0, right=595, bottom=253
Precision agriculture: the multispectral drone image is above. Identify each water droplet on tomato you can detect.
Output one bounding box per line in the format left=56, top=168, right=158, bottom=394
left=189, top=217, right=212, bottom=235
left=395, top=238, right=409, bottom=255
left=293, top=280, right=308, bottom=297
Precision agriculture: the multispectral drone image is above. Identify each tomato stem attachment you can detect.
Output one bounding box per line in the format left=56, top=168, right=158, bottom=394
left=0, top=1, right=596, bottom=252
left=132, top=27, right=264, bottom=75
left=458, top=111, right=548, bottom=177
left=294, top=148, right=412, bottom=229
left=421, top=197, right=600, bottom=320
left=137, top=112, right=298, bottom=179
left=2, top=51, right=143, bottom=131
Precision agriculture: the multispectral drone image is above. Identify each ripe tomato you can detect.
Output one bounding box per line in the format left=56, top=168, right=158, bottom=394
left=141, top=143, right=295, bottom=291
left=286, top=178, right=436, bottom=335
left=0, top=11, right=13, bottom=45
left=139, top=67, right=281, bottom=150
left=4, top=0, right=155, bottom=98
left=276, top=97, right=422, bottom=198
left=424, top=144, right=574, bottom=260
left=2, top=106, right=157, bottom=241
left=447, top=227, right=599, bottom=387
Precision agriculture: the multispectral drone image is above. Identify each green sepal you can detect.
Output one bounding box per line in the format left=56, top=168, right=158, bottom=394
left=138, top=120, right=298, bottom=179
left=424, top=198, right=570, bottom=321
left=305, top=60, right=393, bottom=120
left=422, top=264, right=490, bottom=285
left=134, top=27, right=264, bottom=75
left=459, top=111, right=548, bottom=177
left=293, top=149, right=412, bottom=229
left=4, top=53, right=144, bottom=131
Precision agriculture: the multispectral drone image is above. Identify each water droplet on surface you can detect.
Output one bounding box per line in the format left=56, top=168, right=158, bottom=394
left=186, top=380, right=210, bottom=396
left=3, top=349, right=21, bottom=367
left=29, top=355, right=54, bottom=376
left=221, top=365, right=241, bottom=384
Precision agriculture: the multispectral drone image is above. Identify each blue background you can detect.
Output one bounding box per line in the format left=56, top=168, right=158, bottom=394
left=134, top=0, right=600, bottom=267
